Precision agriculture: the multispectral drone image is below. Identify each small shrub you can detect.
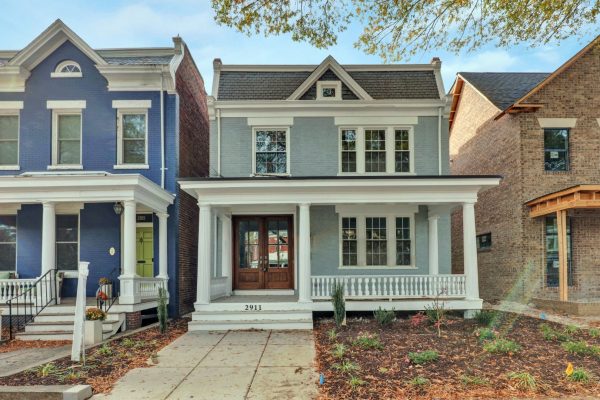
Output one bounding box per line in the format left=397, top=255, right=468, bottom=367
left=568, top=367, right=591, bottom=383
left=475, top=327, right=496, bottom=343
left=327, top=328, right=338, bottom=342
left=331, top=282, right=346, bottom=327
left=408, top=350, right=439, bottom=365
left=409, top=376, right=430, bottom=387
left=97, top=343, right=112, bottom=356
left=349, top=376, right=366, bottom=389
left=565, top=324, right=580, bottom=335
left=60, top=368, right=81, bottom=382
left=483, top=339, right=521, bottom=354
left=588, top=328, right=600, bottom=338
left=474, top=310, right=497, bottom=326
left=373, top=307, right=395, bottom=327
left=331, top=343, right=346, bottom=359
left=85, top=307, right=106, bottom=321
left=540, top=323, right=570, bottom=342
left=378, top=367, right=389, bottom=373
left=425, top=298, right=447, bottom=337
left=507, top=372, right=537, bottom=391
left=35, top=363, right=57, bottom=377
left=353, top=333, right=383, bottom=350
left=122, top=338, right=136, bottom=348
left=460, top=374, right=489, bottom=386
left=410, top=312, right=428, bottom=328
left=334, top=360, right=360, bottom=374
left=562, top=340, right=600, bottom=356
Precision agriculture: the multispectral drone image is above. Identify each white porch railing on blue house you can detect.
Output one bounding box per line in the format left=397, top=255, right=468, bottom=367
left=310, top=274, right=467, bottom=300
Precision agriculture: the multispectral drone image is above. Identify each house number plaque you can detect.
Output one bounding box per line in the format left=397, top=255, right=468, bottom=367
left=244, top=305, right=262, bottom=311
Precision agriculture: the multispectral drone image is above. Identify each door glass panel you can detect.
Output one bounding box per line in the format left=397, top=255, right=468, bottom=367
left=267, top=219, right=289, bottom=268
left=239, top=220, right=259, bottom=269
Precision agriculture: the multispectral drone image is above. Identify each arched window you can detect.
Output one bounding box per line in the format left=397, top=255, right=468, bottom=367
left=51, top=60, right=82, bottom=78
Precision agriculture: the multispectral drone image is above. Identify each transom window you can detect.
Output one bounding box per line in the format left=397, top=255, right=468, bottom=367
left=0, top=215, right=16, bottom=272
left=118, top=111, right=147, bottom=165
left=339, top=126, right=413, bottom=174
left=0, top=114, right=19, bottom=166
left=53, top=112, right=82, bottom=166
left=544, top=128, right=569, bottom=171
left=52, top=60, right=82, bottom=78
left=253, top=128, right=289, bottom=175
left=56, top=215, right=79, bottom=271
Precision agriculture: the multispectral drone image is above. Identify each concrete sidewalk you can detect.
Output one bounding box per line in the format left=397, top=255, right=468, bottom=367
left=0, top=345, right=71, bottom=377
left=93, top=330, right=318, bottom=400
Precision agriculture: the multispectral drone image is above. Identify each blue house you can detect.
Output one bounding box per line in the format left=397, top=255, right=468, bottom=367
left=180, top=57, right=500, bottom=330
left=0, top=20, right=208, bottom=339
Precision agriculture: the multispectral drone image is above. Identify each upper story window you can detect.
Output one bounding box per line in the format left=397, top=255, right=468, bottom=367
left=118, top=111, right=148, bottom=166
left=0, top=113, right=19, bottom=168
left=339, top=126, right=414, bottom=174
left=51, top=60, right=82, bottom=78
left=253, top=127, right=289, bottom=175
left=52, top=112, right=82, bottom=167
left=544, top=128, right=569, bottom=171
left=0, top=215, right=17, bottom=272
left=317, top=81, right=342, bottom=100
left=476, top=232, right=492, bottom=251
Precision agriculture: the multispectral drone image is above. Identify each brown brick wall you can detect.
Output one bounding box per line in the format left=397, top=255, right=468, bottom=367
left=175, top=43, right=209, bottom=315
left=125, top=311, right=142, bottom=330
left=451, top=41, right=600, bottom=303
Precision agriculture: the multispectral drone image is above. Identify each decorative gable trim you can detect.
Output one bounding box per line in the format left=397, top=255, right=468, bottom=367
left=287, top=56, right=373, bottom=101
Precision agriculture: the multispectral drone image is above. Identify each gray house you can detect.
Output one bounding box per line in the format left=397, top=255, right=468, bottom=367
left=180, top=56, right=499, bottom=330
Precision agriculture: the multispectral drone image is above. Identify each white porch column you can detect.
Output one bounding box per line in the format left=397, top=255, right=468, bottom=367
left=462, top=202, right=479, bottom=300
left=119, top=200, right=139, bottom=304
left=196, top=203, right=212, bottom=305
left=428, top=214, right=439, bottom=275
left=156, top=212, right=169, bottom=280
left=298, top=203, right=312, bottom=303
left=221, top=214, right=233, bottom=296
left=41, top=202, right=56, bottom=275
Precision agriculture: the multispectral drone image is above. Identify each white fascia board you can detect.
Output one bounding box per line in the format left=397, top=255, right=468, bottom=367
left=97, top=65, right=174, bottom=93
left=0, top=66, right=30, bottom=92
left=247, top=117, right=294, bottom=126
left=334, top=116, right=418, bottom=126
left=537, top=118, right=577, bottom=128
left=112, top=100, right=152, bottom=109
left=0, top=101, right=24, bottom=109
left=335, top=204, right=419, bottom=214
left=47, top=100, right=86, bottom=109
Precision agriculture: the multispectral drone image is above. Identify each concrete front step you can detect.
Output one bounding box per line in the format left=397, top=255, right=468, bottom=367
left=16, top=328, right=113, bottom=341
left=194, top=302, right=312, bottom=312
left=192, top=310, right=313, bottom=322
left=34, top=313, right=120, bottom=323
left=188, top=319, right=313, bottom=331
left=24, top=320, right=120, bottom=333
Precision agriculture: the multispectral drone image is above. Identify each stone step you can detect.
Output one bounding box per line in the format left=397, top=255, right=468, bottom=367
left=192, top=310, right=313, bottom=322
left=188, top=319, right=313, bottom=331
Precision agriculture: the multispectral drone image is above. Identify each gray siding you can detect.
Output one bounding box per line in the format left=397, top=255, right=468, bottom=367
left=210, top=116, right=449, bottom=177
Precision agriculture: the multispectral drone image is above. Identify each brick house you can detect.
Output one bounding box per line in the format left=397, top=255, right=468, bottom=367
left=449, top=36, right=600, bottom=315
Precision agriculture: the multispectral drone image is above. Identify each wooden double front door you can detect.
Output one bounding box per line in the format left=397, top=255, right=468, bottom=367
left=233, top=216, right=294, bottom=290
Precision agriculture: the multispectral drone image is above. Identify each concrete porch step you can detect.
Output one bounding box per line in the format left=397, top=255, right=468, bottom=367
left=188, top=318, right=313, bottom=331
left=16, top=328, right=113, bottom=341
left=192, top=310, right=313, bottom=322
left=34, top=312, right=120, bottom=323
left=24, top=319, right=121, bottom=333
left=194, top=302, right=312, bottom=312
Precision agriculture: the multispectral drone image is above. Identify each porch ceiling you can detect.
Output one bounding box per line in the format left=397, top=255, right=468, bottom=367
left=179, top=176, right=501, bottom=206
left=0, top=172, right=174, bottom=212
left=526, top=184, right=600, bottom=218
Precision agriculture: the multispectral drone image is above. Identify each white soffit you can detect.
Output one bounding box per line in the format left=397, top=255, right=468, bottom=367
left=0, top=101, right=24, bottom=110
left=112, top=100, right=152, bottom=109
left=537, top=118, right=577, bottom=128
left=46, top=100, right=86, bottom=109
left=335, top=204, right=418, bottom=214
left=247, top=117, right=294, bottom=126
left=334, top=116, right=418, bottom=126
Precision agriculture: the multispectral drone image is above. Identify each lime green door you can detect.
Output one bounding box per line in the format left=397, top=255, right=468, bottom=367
left=136, top=227, right=154, bottom=277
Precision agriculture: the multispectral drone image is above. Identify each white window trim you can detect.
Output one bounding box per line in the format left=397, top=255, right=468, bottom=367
left=56, top=212, right=80, bottom=278
left=115, top=108, right=149, bottom=168
left=251, top=126, right=291, bottom=176
left=338, top=212, right=416, bottom=270
left=0, top=214, right=17, bottom=273
left=51, top=60, right=82, bottom=78
left=338, top=126, right=415, bottom=175
left=49, top=109, right=83, bottom=169
left=317, top=81, right=342, bottom=100
left=0, top=110, right=20, bottom=171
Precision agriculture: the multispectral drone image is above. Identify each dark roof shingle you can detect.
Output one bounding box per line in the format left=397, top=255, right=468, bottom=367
left=103, top=55, right=174, bottom=65
left=459, top=72, right=550, bottom=110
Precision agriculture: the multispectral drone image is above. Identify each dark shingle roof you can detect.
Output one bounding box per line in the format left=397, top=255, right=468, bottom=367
left=217, top=68, right=441, bottom=100
left=103, top=55, right=174, bottom=65
left=459, top=72, right=550, bottom=110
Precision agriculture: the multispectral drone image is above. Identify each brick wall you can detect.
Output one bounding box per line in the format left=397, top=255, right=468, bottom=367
left=125, top=311, right=142, bottom=330
left=175, top=44, right=209, bottom=315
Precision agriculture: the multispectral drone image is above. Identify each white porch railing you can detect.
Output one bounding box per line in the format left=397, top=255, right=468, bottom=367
left=135, top=277, right=167, bottom=300
left=0, top=279, right=37, bottom=303
left=311, top=274, right=467, bottom=300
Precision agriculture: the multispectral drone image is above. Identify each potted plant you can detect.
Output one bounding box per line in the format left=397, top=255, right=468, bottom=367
left=98, top=277, right=112, bottom=299
left=84, top=307, right=106, bottom=345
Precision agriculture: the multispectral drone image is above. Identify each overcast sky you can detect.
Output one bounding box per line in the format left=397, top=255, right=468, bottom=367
left=0, top=0, right=596, bottom=93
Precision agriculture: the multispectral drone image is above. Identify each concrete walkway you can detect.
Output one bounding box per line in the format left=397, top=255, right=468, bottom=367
left=93, top=330, right=318, bottom=400
left=0, top=345, right=71, bottom=377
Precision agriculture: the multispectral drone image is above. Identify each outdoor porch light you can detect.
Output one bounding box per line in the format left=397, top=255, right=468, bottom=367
left=113, top=202, right=124, bottom=215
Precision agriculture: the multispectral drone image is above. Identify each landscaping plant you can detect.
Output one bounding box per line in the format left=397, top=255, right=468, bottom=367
left=564, top=324, right=580, bottom=335
left=424, top=293, right=447, bottom=337
left=410, top=312, right=427, bottom=328
left=409, top=376, right=430, bottom=387
left=327, top=328, right=338, bottom=342
left=97, top=344, right=112, bottom=356
left=540, top=323, right=571, bottom=342
left=331, top=343, right=346, bottom=359
left=331, top=282, right=346, bottom=327
left=567, top=367, right=591, bottom=383
left=589, top=328, right=600, bottom=338
left=483, top=338, right=521, bottom=354
left=474, top=310, right=497, bottom=326
left=353, top=333, right=383, bottom=350
left=460, top=374, right=489, bottom=386
left=349, top=376, right=366, bottom=389
left=158, top=287, right=168, bottom=334
left=373, top=307, right=395, bottom=327
left=507, top=372, right=537, bottom=391
left=562, top=340, right=600, bottom=356
left=408, top=350, right=439, bottom=365
left=334, top=360, right=360, bottom=374
left=85, top=307, right=107, bottom=321
left=35, top=363, right=58, bottom=377
left=475, top=327, right=496, bottom=343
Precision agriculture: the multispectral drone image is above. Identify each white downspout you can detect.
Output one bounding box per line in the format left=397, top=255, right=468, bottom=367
left=160, top=72, right=166, bottom=188
left=216, top=108, right=221, bottom=176
left=437, top=106, right=442, bottom=175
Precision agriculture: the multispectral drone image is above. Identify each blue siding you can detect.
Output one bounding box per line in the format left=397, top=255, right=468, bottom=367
left=16, top=205, right=42, bottom=279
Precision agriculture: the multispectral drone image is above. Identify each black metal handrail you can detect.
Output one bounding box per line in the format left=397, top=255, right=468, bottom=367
left=6, top=268, right=59, bottom=340
left=96, top=267, right=120, bottom=314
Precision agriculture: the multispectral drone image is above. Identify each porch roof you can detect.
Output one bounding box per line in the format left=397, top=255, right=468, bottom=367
left=0, top=172, right=174, bottom=212
left=526, top=184, right=600, bottom=218
left=179, top=175, right=501, bottom=206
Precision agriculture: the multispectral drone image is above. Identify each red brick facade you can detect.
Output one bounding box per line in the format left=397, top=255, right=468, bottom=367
left=450, top=40, right=600, bottom=303
left=125, top=311, right=142, bottom=330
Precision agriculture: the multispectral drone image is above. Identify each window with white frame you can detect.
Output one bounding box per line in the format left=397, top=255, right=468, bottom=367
left=339, top=126, right=413, bottom=174
left=0, top=114, right=19, bottom=166
left=340, top=214, right=414, bottom=268
left=51, top=60, right=82, bottom=78
left=118, top=111, right=147, bottom=165
left=56, top=215, right=78, bottom=271
left=253, top=127, right=289, bottom=175
left=52, top=111, right=82, bottom=166
left=0, top=215, right=16, bottom=272
left=316, top=81, right=342, bottom=100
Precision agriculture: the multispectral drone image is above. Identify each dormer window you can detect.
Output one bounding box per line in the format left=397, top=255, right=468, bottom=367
left=317, top=81, right=342, bottom=100
left=51, top=61, right=82, bottom=78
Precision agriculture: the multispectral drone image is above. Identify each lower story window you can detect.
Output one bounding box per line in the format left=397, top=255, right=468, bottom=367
left=342, top=217, right=357, bottom=266
left=545, top=215, right=572, bottom=287
left=476, top=233, right=492, bottom=251
left=396, top=217, right=411, bottom=266
left=366, top=217, right=387, bottom=266
left=56, top=215, right=78, bottom=270
left=0, top=215, right=16, bottom=272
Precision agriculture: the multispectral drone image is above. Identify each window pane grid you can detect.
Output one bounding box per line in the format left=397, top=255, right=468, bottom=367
left=56, top=215, right=78, bottom=271
left=341, top=129, right=357, bottom=172
left=255, top=130, right=287, bottom=174
left=57, top=114, right=81, bottom=165
left=342, top=217, right=357, bottom=266
left=366, top=217, right=387, bottom=265
left=395, top=217, right=411, bottom=266
left=395, top=129, right=410, bottom=172
left=0, top=115, right=18, bottom=166
left=545, top=215, right=573, bottom=287
left=0, top=216, right=16, bottom=271
left=544, top=128, right=569, bottom=171
left=365, top=129, right=386, bottom=172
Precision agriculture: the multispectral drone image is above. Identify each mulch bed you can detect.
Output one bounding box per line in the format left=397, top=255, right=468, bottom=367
left=0, top=337, right=71, bottom=353
left=0, top=317, right=189, bottom=393
left=315, top=312, right=600, bottom=399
